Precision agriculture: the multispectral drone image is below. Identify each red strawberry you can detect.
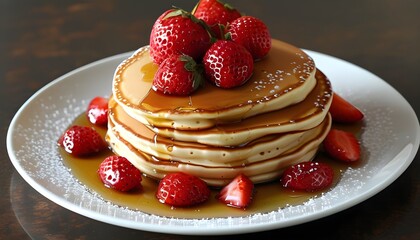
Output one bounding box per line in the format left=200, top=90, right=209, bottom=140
left=203, top=40, right=253, bottom=88
left=329, top=92, right=364, bottom=123
left=217, top=174, right=254, bottom=209
left=58, top=125, right=107, bottom=156
left=86, top=96, right=108, bottom=126
left=152, top=54, right=204, bottom=95
left=98, top=155, right=142, bottom=192
left=192, top=0, right=241, bottom=38
left=149, top=8, right=212, bottom=65
left=323, top=129, right=361, bottom=162
left=226, top=16, right=271, bottom=60
left=156, top=172, right=210, bottom=207
left=281, top=162, right=334, bottom=192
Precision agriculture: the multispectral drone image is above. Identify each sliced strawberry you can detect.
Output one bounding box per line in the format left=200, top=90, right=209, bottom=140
left=226, top=16, right=271, bottom=60
left=153, top=54, right=204, bottom=95
left=98, top=155, right=142, bottom=192
left=329, top=92, right=364, bottom=123
left=156, top=172, right=210, bottom=207
left=203, top=40, right=254, bottom=88
left=217, top=174, right=254, bottom=209
left=58, top=125, right=107, bottom=157
left=281, top=162, right=334, bottom=192
left=192, top=0, right=241, bottom=38
left=86, top=96, right=108, bottom=126
left=323, top=129, right=361, bottom=162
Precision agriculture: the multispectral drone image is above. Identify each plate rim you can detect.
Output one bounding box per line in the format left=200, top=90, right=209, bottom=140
left=6, top=49, right=420, bottom=235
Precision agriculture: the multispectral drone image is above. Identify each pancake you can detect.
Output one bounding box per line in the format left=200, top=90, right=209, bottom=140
left=113, top=39, right=317, bottom=130
left=107, top=38, right=333, bottom=186
left=108, top=98, right=330, bottom=165
left=151, top=70, right=332, bottom=146
left=107, top=115, right=330, bottom=186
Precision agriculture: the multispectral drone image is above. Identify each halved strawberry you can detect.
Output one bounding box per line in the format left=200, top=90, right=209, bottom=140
left=323, top=129, right=361, bottom=162
left=329, top=92, right=364, bottom=123
left=58, top=125, right=107, bottom=157
left=281, top=162, right=334, bottom=192
left=192, top=0, right=241, bottom=38
left=217, top=174, right=254, bottom=209
left=98, top=155, right=142, bottom=192
left=156, top=172, right=210, bottom=207
left=86, top=96, right=108, bottom=126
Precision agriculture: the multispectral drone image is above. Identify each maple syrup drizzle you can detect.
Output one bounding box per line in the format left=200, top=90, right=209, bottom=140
left=60, top=114, right=363, bottom=219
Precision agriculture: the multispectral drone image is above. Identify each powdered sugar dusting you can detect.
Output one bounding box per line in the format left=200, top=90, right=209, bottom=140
left=8, top=50, right=418, bottom=235
left=12, top=96, right=84, bottom=186
left=10, top=90, right=396, bottom=230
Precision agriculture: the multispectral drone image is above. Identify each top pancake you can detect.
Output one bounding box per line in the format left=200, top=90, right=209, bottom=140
left=113, top=39, right=316, bottom=130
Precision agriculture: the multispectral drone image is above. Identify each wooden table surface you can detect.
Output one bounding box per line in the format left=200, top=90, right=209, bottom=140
left=1, top=0, right=419, bottom=239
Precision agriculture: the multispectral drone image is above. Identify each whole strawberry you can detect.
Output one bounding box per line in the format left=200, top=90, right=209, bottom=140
left=156, top=172, right=210, bottom=207
left=98, top=155, right=142, bottom=192
left=192, top=0, right=241, bottom=38
left=86, top=96, right=108, bottom=126
left=203, top=40, right=254, bottom=88
left=153, top=54, right=204, bottom=95
left=149, top=8, right=212, bottom=65
left=281, top=162, right=334, bottom=192
left=58, top=125, right=107, bottom=157
left=226, top=16, right=271, bottom=60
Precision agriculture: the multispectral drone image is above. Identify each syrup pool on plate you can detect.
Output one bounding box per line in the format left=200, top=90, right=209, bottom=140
left=60, top=113, right=364, bottom=219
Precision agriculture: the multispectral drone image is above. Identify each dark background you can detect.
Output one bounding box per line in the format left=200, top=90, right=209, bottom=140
left=1, top=0, right=419, bottom=239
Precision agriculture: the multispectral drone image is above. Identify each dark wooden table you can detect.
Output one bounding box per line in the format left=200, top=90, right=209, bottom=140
left=1, top=0, right=419, bottom=239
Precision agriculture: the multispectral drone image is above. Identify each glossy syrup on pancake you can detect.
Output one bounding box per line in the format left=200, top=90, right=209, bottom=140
left=108, top=38, right=333, bottom=186
left=107, top=115, right=331, bottom=186
left=58, top=30, right=365, bottom=216
left=61, top=112, right=360, bottom=218
left=113, top=39, right=317, bottom=130
left=150, top=70, right=332, bottom=146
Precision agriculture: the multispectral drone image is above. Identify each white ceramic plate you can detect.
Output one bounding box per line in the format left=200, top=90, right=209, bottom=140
left=7, top=50, right=420, bottom=235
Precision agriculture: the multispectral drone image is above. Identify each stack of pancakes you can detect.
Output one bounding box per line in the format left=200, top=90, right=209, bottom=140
left=107, top=39, right=333, bottom=187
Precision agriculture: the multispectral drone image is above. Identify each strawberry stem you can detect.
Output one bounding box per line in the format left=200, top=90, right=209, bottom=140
left=191, top=1, right=199, bottom=15
left=179, top=55, right=204, bottom=91
left=222, top=2, right=237, bottom=12
left=224, top=31, right=232, bottom=40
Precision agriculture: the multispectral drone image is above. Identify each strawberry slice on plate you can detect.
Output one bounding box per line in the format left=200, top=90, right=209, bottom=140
left=323, top=128, right=361, bottom=162
left=217, top=174, right=254, bottom=209
left=329, top=92, right=364, bottom=123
